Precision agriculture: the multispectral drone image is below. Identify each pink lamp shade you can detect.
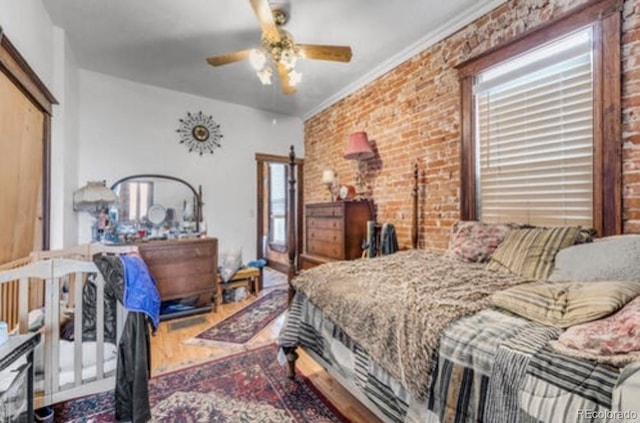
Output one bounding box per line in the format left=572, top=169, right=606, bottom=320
left=344, top=131, right=374, bottom=160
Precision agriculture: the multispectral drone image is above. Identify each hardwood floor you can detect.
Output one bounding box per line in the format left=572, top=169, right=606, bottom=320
left=149, top=268, right=382, bottom=423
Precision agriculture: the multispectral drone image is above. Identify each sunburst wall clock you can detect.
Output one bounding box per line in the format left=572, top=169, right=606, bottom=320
left=177, top=111, right=223, bottom=155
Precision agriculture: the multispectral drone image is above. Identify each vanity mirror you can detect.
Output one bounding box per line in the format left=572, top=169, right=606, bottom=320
left=106, top=174, right=203, bottom=243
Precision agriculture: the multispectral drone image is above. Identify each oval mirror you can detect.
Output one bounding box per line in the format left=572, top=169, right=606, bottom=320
left=106, top=174, right=202, bottom=243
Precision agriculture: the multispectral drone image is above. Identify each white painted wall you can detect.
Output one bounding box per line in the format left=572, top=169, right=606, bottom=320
left=77, top=70, right=304, bottom=261
left=0, top=0, right=54, bottom=89
left=50, top=28, right=80, bottom=248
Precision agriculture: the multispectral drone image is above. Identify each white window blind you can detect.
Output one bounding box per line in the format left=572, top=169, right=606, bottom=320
left=474, top=28, right=594, bottom=226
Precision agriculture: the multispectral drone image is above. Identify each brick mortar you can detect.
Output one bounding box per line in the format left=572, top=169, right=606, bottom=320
left=304, top=0, right=640, bottom=250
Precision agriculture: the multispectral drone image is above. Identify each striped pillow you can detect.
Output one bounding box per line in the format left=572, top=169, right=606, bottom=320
left=491, top=281, right=640, bottom=328
left=486, top=226, right=580, bottom=280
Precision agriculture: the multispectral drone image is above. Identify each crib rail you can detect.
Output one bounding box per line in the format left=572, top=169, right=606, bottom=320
left=0, top=256, right=32, bottom=331
left=0, top=244, right=138, bottom=407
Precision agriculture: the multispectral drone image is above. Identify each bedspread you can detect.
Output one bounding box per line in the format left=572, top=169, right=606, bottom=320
left=429, top=309, right=635, bottom=423
left=291, top=250, right=534, bottom=399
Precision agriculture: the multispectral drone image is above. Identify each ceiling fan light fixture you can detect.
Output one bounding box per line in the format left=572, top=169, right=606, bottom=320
left=205, top=0, right=352, bottom=95
left=288, top=69, right=302, bottom=86
left=257, top=67, right=273, bottom=85
left=249, top=48, right=267, bottom=70
left=280, top=49, right=298, bottom=70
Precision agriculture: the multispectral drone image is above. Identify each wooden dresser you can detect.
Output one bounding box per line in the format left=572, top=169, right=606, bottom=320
left=300, top=201, right=373, bottom=270
left=138, top=237, right=218, bottom=320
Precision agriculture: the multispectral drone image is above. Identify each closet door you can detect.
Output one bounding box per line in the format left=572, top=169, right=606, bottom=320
left=0, top=70, right=44, bottom=263
left=0, top=35, right=56, bottom=330
left=0, top=35, right=56, bottom=264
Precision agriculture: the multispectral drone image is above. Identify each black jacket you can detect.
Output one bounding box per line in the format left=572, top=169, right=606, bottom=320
left=93, top=255, right=152, bottom=423
left=115, top=312, right=152, bottom=423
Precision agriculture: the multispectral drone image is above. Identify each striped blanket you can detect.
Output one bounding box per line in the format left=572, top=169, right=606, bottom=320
left=428, top=309, right=536, bottom=422
left=428, top=310, right=632, bottom=423
left=279, top=292, right=414, bottom=422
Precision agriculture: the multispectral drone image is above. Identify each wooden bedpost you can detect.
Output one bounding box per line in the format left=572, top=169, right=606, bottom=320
left=287, top=145, right=297, bottom=304
left=285, top=145, right=300, bottom=379
left=411, top=162, right=419, bottom=249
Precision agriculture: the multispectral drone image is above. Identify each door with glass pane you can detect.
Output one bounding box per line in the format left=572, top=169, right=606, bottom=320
left=255, top=153, right=304, bottom=273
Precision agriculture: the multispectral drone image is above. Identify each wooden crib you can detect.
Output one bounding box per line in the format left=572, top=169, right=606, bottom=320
left=0, top=244, right=137, bottom=407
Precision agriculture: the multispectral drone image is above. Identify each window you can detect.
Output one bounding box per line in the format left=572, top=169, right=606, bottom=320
left=458, top=0, right=621, bottom=236
left=474, top=28, right=593, bottom=226
left=116, top=181, right=154, bottom=224
left=269, top=163, right=287, bottom=248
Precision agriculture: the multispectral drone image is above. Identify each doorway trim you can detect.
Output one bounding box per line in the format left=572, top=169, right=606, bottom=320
left=255, top=152, right=304, bottom=273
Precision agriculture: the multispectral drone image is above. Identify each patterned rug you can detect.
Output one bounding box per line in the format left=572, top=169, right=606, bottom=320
left=52, top=344, right=350, bottom=422
left=187, top=287, right=288, bottom=346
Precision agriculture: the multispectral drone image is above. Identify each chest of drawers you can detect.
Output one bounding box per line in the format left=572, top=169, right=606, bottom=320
left=138, top=237, right=218, bottom=319
left=301, top=201, right=373, bottom=270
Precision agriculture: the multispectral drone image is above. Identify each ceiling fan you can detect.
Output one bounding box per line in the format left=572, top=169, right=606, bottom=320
left=206, top=0, right=352, bottom=95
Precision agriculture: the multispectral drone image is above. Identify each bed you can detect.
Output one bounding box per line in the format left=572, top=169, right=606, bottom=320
left=277, top=147, right=640, bottom=423
left=0, top=244, right=136, bottom=408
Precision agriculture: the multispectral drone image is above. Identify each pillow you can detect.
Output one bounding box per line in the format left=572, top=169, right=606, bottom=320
left=549, top=234, right=640, bottom=282
left=446, top=221, right=512, bottom=263
left=486, top=226, right=581, bottom=279
left=34, top=340, right=118, bottom=374
left=550, top=296, right=640, bottom=367
left=574, top=227, right=597, bottom=244
left=28, top=308, right=45, bottom=332
left=491, top=280, right=640, bottom=328
left=58, top=340, right=117, bottom=372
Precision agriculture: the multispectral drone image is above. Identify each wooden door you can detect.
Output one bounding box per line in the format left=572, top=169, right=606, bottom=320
left=0, top=71, right=44, bottom=263
left=0, top=34, right=56, bottom=329
left=255, top=153, right=304, bottom=274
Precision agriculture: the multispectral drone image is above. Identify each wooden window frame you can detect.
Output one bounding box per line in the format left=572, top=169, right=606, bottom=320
left=457, top=0, right=622, bottom=236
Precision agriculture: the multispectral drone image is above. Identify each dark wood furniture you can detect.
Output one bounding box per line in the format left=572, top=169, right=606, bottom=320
left=138, top=238, right=218, bottom=320
left=0, top=333, right=40, bottom=423
left=299, top=201, right=373, bottom=270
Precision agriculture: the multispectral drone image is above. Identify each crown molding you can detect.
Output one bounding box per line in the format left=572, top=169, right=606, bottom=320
left=301, top=0, right=508, bottom=121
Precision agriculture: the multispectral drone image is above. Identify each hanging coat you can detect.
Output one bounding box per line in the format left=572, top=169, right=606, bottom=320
left=381, top=223, right=399, bottom=255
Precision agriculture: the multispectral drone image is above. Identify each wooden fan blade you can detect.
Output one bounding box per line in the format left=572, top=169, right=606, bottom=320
left=277, top=63, right=297, bottom=95
left=250, top=0, right=280, bottom=41
left=206, top=50, right=251, bottom=66
left=297, top=44, right=352, bottom=62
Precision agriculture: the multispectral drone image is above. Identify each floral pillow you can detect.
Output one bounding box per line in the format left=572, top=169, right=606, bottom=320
left=446, top=221, right=512, bottom=263
left=550, top=295, right=640, bottom=367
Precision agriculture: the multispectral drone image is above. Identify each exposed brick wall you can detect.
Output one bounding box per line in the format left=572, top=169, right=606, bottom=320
left=304, top=0, right=640, bottom=250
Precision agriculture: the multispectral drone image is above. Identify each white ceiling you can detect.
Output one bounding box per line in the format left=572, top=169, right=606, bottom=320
left=43, top=0, right=504, bottom=119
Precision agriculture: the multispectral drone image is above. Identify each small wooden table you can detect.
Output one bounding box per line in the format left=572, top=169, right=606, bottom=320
left=216, top=267, right=261, bottom=305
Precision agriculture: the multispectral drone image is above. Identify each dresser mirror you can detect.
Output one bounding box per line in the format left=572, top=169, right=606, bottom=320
left=104, top=174, right=203, bottom=243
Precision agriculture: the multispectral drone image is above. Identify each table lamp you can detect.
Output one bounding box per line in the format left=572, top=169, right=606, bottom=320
left=344, top=131, right=374, bottom=199
left=322, top=169, right=336, bottom=201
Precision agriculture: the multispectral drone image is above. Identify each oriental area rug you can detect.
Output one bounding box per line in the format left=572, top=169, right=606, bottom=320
left=52, top=344, right=350, bottom=422
left=187, top=287, right=288, bottom=346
